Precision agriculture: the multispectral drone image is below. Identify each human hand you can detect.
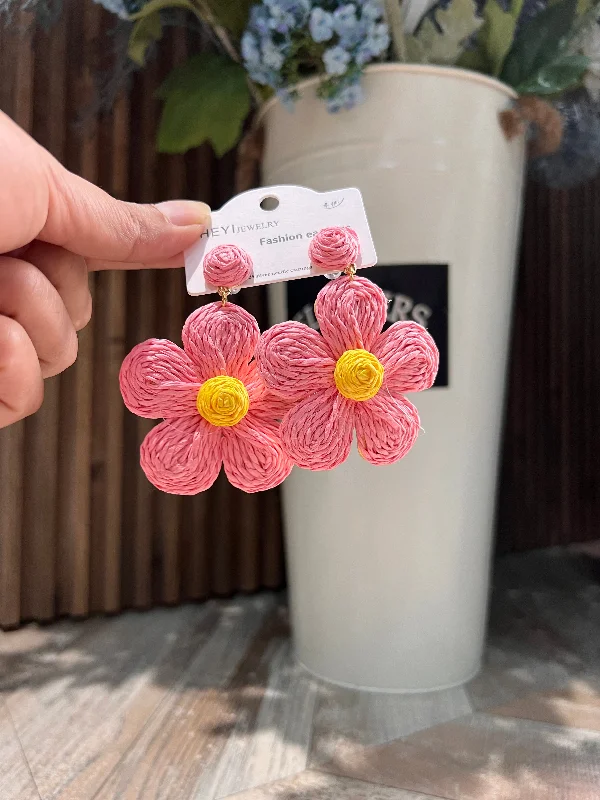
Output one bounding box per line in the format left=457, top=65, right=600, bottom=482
left=0, top=111, right=210, bottom=429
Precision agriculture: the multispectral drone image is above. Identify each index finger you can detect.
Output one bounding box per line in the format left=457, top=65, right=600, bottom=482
left=40, top=168, right=210, bottom=263
left=0, top=315, right=44, bottom=428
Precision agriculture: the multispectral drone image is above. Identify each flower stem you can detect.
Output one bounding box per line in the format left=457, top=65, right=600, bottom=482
left=384, top=0, right=407, bottom=62
left=193, top=0, right=240, bottom=62
left=191, top=0, right=263, bottom=108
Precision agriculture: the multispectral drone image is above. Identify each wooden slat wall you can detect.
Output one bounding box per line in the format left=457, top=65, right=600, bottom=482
left=497, top=180, right=600, bottom=553
left=0, top=2, right=599, bottom=626
left=0, top=3, right=284, bottom=628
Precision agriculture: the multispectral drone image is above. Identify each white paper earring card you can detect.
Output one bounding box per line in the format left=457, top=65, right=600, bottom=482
left=184, top=185, right=377, bottom=296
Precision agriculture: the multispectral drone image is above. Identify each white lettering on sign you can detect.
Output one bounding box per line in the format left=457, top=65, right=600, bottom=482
left=384, top=291, right=432, bottom=328
left=293, top=292, right=432, bottom=330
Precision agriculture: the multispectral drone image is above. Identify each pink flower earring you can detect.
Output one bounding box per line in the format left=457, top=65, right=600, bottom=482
left=256, top=227, right=439, bottom=470
left=120, top=244, right=292, bottom=495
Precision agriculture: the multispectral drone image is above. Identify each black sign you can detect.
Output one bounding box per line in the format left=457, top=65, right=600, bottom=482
left=286, top=264, right=449, bottom=388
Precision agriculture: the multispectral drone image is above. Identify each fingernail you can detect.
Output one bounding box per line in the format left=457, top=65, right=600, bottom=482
left=157, top=200, right=211, bottom=228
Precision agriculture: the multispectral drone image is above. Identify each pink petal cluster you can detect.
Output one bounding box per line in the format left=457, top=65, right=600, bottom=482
left=120, top=303, right=292, bottom=495
left=308, top=226, right=360, bottom=271
left=203, top=243, right=253, bottom=288
left=256, top=275, right=439, bottom=470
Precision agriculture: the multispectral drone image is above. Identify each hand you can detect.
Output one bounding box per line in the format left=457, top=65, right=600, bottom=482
left=0, top=111, right=210, bottom=429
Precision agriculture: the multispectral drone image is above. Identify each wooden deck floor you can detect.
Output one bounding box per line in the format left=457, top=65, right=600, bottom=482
left=2, top=548, right=600, bottom=799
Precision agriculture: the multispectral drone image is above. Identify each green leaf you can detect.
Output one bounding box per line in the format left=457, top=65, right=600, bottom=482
left=456, top=0, right=523, bottom=75
left=129, top=0, right=252, bottom=38
left=128, top=14, right=162, bottom=66
left=500, top=0, right=578, bottom=88
left=203, top=0, right=252, bottom=38
left=129, top=0, right=196, bottom=22
left=509, top=0, right=525, bottom=21
left=407, top=0, right=484, bottom=65
left=456, top=46, right=490, bottom=72
left=156, top=53, right=251, bottom=156
left=405, top=35, right=426, bottom=63
left=481, top=0, right=517, bottom=76
left=516, top=52, right=590, bottom=93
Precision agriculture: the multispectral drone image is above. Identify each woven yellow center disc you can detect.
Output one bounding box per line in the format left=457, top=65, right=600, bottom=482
left=334, top=349, right=384, bottom=402
left=196, top=376, right=249, bottom=427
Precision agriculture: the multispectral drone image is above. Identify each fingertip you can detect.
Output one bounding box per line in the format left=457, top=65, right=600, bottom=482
left=156, top=200, right=211, bottom=228
left=40, top=324, right=79, bottom=378
left=0, top=316, right=44, bottom=426
left=117, top=202, right=208, bottom=264
left=73, top=290, right=93, bottom=331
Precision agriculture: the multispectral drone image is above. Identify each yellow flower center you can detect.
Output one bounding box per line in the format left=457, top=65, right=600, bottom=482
left=196, top=376, right=249, bottom=427
left=334, top=349, right=384, bottom=402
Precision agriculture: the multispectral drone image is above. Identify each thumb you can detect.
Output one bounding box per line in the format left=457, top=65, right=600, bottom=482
left=39, top=162, right=210, bottom=263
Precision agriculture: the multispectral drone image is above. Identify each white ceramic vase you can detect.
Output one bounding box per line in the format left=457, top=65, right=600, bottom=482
left=261, top=64, right=526, bottom=692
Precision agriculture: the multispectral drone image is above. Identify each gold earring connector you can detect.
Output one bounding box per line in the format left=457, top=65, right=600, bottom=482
left=218, top=287, right=231, bottom=306
left=344, top=263, right=356, bottom=280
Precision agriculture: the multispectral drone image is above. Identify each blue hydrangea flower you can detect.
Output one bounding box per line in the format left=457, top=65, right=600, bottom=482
left=276, top=88, right=296, bottom=111
left=247, top=64, right=278, bottom=86
left=323, top=45, right=352, bottom=76
left=242, top=0, right=389, bottom=115
left=309, top=7, right=335, bottom=42
left=261, top=37, right=286, bottom=70
left=327, top=79, right=365, bottom=112
left=361, top=21, right=390, bottom=59
left=245, top=56, right=280, bottom=87
left=333, top=4, right=358, bottom=31
left=333, top=4, right=365, bottom=48
left=355, top=20, right=389, bottom=64
left=241, top=31, right=261, bottom=67
left=362, top=0, right=385, bottom=21
left=265, top=0, right=310, bottom=33
left=248, top=4, right=272, bottom=36
left=355, top=45, right=371, bottom=66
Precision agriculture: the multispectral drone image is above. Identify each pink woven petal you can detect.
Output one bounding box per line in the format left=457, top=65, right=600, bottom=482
left=374, top=322, right=439, bottom=394
left=355, top=393, right=420, bottom=466
left=182, top=302, right=260, bottom=382
left=140, top=416, right=222, bottom=495
left=256, top=321, right=335, bottom=399
left=222, top=413, right=293, bottom=493
left=260, top=391, right=294, bottom=421
left=280, top=387, right=354, bottom=470
left=314, top=276, right=388, bottom=358
left=241, top=362, right=292, bottom=415
left=120, top=339, right=199, bottom=419
left=309, top=226, right=360, bottom=271
left=203, top=244, right=253, bottom=288
left=243, top=360, right=268, bottom=403
left=249, top=391, right=294, bottom=427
